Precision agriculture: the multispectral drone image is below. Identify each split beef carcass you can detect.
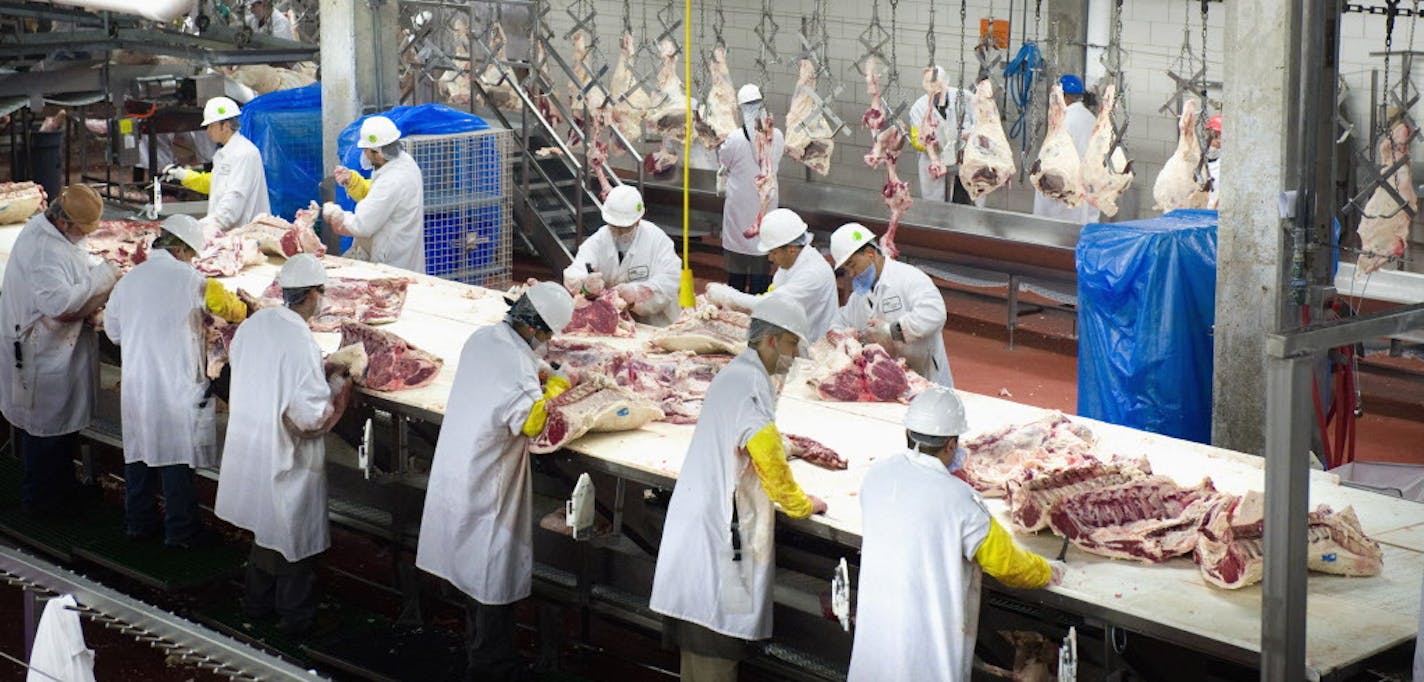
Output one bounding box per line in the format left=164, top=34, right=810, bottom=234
left=783, top=433, right=848, bottom=470
left=586, top=102, right=617, bottom=201
left=1195, top=491, right=1384, bottom=589
left=0, top=181, right=47, bottom=224
left=1005, top=457, right=1153, bottom=532
left=563, top=289, right=637, bottom=337
left=338, top=322, right=443, bottom=392
left=804, top=331, right=930, bottom=403
left=567, top=31, right=602, bottom=138
left=1152, top=98, right=1212, bottom=212
left=529, top=375, right=665, bottom=453
left=262, top=276, right=412, bottom=332
left=608, top=32, right=651, bottom=147
left=1356, top=122, right=1417, bottom=274
left=644, top=39, right=686, bottom=174
left=649, top=302, right=751, bottom=354
left=1080, top=84, right=1136, bottom=217
left=861, top=56, right=887, bottom=132
left=919, top=68, right=948, bottom=180
left=957, top=79, right=1017, bottom=202
left=1047, top=476, right=1220, bottom=563
left=696, top=45, right=740, bottom=149
left=784, top=58, right=836, bottom=176
left=475, top=24, right=521, bottom=111
left=741, top=113, right=779, bottom=239
left=959, top=412, right=1098, bottom=497
left=1030, top=85, right=1085, bottom=208
left=863, top=126, right=912, bottom=259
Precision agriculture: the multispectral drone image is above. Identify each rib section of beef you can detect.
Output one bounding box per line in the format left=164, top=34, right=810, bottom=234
left=804, top=332, right=929, bottom=403
left=338, top=322, right=443, bottom=392
left=543, top=339, right=730, bottom=424
left=960, top=412, right=1098, bottom=496
left=563, top=289, right=636, bottom=337
left=649, top=303, right=750, bottom=355
left=530, top=376, right=665, bottom=453
left=1195, top=491, right=1384, bottom=589
left=1047, top=476, right=1219, bottom=564
left=783, top=433, right=848, bottom=470
left=263, top=276, right=411, bottom=332
left=1005, top=457, right=1152, bottom=532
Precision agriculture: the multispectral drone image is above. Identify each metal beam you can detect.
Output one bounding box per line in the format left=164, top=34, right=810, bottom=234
left=1265, top=302, right=1424, bottom=357
left=1261, top=353, right=1313, bottom=682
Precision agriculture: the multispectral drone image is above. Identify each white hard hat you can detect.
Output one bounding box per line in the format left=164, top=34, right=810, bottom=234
left=526, top=281, right=575, bottom=334
left=276, top=253, right=328, bottom=288
left=161, top=214, right=206, bottom=253
left=357, top=116, right=402, bottom=149
left=201, top=96, right=241, bottom=127
left=601, top=184, right=645, bottom=227
left=829, top=222, right=879, bottom=270
left=904, top=385, right=969, bottom=438
left=750, top=294, right=811, bottom=343
left=756, top=208, right=809, bottom=253
left=737, top=84, right=764, bottom=105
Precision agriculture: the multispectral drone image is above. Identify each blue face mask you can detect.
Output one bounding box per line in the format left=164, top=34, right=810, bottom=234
left=852, top=261, right=877, bottom=295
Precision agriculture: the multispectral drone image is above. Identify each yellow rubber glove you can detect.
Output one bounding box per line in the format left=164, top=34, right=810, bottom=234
left=345, top=173, right=372, bottom=201
left=746, top=423, right=814, bottom=518
left=181, top=171, right=212, bottom=194
left=908, top=124, right=928, bottom=152
left=204, top=279, right=248, bottom=323
left=521, top=375, right=572, bottom=438
left=974, top=517, right=1052, bottom=589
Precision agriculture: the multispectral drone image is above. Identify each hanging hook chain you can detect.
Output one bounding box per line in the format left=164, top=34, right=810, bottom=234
left=927, top=0, right=936, bottom=66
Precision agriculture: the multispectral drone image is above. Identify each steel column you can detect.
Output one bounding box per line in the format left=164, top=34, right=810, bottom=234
left=1261, top=352, right=1312, bottom=681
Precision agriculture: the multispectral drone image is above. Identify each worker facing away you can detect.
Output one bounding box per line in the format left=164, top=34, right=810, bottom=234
left=717, top=83, right=785, bottom=295
left=562, top=184, right=682, bottom=327
left=1205, top=114, right=1222, bottom=209
left=215, top=254, right=356, bottom=635
left=909, top=65, right=978, bottom=204
left=416, top=281, right=576, bottom=682
left=162, top=97, right=272, bottom=232
left=650, top=296, right=828, bottom=682
left=849, top=386, right=1064, bottom=680
left=1032, top=75, right=1101, bottom=224
left=704, top=208, right=839, bottom=342
left=830, top=223, right=955, bottom=387
left=0, top=185, right=117, bottom=517
left=245, top=0, right=295, bottom=40
left=325, top=115, right=427, bottom=274
left=104, top=215, right=247, bottom=548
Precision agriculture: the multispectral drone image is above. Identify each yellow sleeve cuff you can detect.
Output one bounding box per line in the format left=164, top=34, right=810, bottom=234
left=345, top=173, right=372, bottom=201
left=182, top=171, right=212, bottom=194
left=204, top=279, right=248, bottom=323
left=974, top=517, right=1051, bottom=589
left=747, top=423, right=813, bottom=518
left=908, top=125, right=927, bottom=152
left=521, top=375, right=572, bottom=438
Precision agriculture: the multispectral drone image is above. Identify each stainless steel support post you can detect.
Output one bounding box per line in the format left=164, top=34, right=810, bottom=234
left=1261, top=352, right=1313, bottom=681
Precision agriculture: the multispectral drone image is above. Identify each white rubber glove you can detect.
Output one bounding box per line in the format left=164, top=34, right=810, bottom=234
left=866, top=319, right=896, bottom=349
left=1048, top=561, right=1067, bottom=587
left=333, top=165, right=353, bottom=188
left=321, top=202, right=347, bottom=234
left=582, top=271, right=605, bottom=296
left=704, top=282, right=735, bottom=308
left=161, top=164, right=193, bottom=183
left=615, top=282, right=651, bottom=304
left=89, top=260, right=120, bottom=294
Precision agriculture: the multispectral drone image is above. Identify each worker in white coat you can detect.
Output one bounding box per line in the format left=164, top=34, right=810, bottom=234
left=215, top=254, right=355, bottom=634
left=718, top=84, right=785, bottom=295
left=650, top=296, right=828, bottom=681
left=830, top=223, right=954, bottom=387
left=325, top=115, right=427, bottom=273
left=104, top=215, right=248, bottom=547
left=25, top=594, right=95, bottom=682
left=1205, top=114, right=1222, bottom=209
left=909, top=65, right=977, bottom=204
left=162, top=97, right=271, bottom=232
left=1032, top=75, right=1100, bottom=223
left=0, top=185, right=117, bottom=517
left=416, top=281, right=575, bottom=681
left=703, top=208, right=839, bottom=342
left=849, top=387, right=1063, bottom=681
left=562, top=184, right=682, bottom=327
left=245, top=0, right=295, bottom=40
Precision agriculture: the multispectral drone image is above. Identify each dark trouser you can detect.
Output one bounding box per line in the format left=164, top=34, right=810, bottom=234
left=123, top=461, right=202, bottom=544
left=243, top=544, right=319, bottom=631
left=950, top=175, right=974, bottom=205
left=18, top=429, right=79, bottom=514
left=723, top=251, right=772, bottom=295
left=664, top=617, right=752, bottom=682
left=726, top=272, right=772, bottom=295
left=465, top=597, right=527, bottom=682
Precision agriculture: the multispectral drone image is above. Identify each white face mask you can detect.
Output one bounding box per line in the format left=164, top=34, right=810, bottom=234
left=359, top=150, right=374, bottom=171
left=613, top=231, right=635, bottom=253
left=947, top=447, right=966, bottom=473
left=1205, top=147, right=1221, bottom=162
left=741, top=102, right=763, bottom=131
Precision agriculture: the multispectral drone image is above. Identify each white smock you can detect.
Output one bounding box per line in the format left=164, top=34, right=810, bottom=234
left=1032, top=101, right=1101, bottom=224
left=836, top=258, right=954, bottom=387
left=910, top=89, right=975, bottom=201
left=848, top=448, right=991, bottom=681
left=718, top=126, right=785, bottom=256
left=334, top=152, right=426, bottom=273
left=214, top=306, right=333, bottom=562
left=246, top=9, right=295, bottom=40
left=1207, top=156, right=1221, bottom=209
left=562, top=220, right=682, bottom=327
left=0, top=214, right=116, bottom=437
left=716, top=245, right=839, bottom=341
left=649, top=350, right=780, bottom=640
left=416, top=323, right=543, bottom=605
left=103, top=249, right=216, bottom=468
left=203, top=131, right=271, bottom=232
left=26, top=594, right=96, bottom=682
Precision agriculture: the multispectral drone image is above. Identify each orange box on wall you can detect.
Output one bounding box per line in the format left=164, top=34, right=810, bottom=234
left=980, top=18, right=1011, bottom=49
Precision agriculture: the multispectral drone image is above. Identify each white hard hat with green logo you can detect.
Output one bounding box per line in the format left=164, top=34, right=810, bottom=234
left=357, top=116, right=402, bottom=149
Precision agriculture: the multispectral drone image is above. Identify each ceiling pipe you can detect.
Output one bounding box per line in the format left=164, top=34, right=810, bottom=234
left=41, top=0, right=196, bottom=23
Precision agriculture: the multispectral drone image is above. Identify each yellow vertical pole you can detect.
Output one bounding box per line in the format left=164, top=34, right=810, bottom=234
left=678, top=0, right=696, bottom=308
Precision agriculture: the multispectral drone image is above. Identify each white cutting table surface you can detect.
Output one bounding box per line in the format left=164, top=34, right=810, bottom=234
left=2, top=221, right=1422, bottom=675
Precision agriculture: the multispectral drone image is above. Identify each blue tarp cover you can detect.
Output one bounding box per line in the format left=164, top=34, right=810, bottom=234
left=238, top=84, right=321, bottom=220
left=334, top=104, right=488, bottom=209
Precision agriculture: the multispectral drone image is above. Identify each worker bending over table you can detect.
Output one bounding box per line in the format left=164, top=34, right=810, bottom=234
left=562, top=184, right=682, bottom=326
left=704, top=208, right=839, bottom=342
left=325, top=115, right=427, bottom=273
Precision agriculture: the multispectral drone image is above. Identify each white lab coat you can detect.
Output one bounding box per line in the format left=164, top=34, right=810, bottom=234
left=910, top=89, right=976, bottom=201
left=848, top=448, right=991, bottom=681
left=246, top=9, right=295, bottom=40
left=718, top=126, right=785, bottom=256
left=1032, top=101, right=1101, bottom=224
left=0, top=214, right=116, bottom=437
left=26, top=594, right=96, bottom=682
left=836, top=258, right=953, bottom=387
left=204, top=132, right=270, bottom=232
left=650, top=350, right=780, bottom=640
left=562, top=220, right=682, bottom=327
left=718, top=245, right=839, bottom=342
left=214, top=306, right=333, bottom=562
left=337, top=152, right=426, bottom=274
left=103, top=250, right=216, bottom=468
left=1207, top=156, right=1221, bottom=209
left=416, top=323, right=542, bottom=604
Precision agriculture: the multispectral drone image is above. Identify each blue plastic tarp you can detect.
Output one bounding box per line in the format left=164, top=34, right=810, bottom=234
left=333, top=104, right=489, bottom=210
left=238, top=84, right=321, bottom=220
left=1076, top=209, right=1218, bottom=444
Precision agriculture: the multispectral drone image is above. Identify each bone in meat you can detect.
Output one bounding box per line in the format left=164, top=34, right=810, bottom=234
left=338, top=322, right=443, bottom=392
left=649, top=301, right=751, bottom=355
left=960, top=412, right=1099, bottom=497
left=742, top=113, right=779, bottom=239
left=785, top=58, right=836, bottom=176
left=1047, top=476, right=1220, bottom=563
left=530, top=375, right=665, bottom=453
left=1080, top=84, right=1135, bottom=217
left=804, top=331, right=929, bottom=404
left=1005, top=457, right=1153, bottom=533
left=957, top=79, right=1016, bottom=202
left=1356, top=122, right=1417, bottom=274
left=696, top=45, right=740, bottom=149
left=0, top=181, right=47, bottom=224
left=881, top=153, right=913, bottom=260
left=1152, top=98, right=1212, bottom=212
left=919, top=67, right=948, bottom=180
left=262, top=276, right=412, bottom=332
left=563, top=289, right=637, bottom=337
left=783, top=433, right=848, bottom=470
left=1030, top=85, right=1085, bottom=208
left=861, top=56, right=887, bottom=132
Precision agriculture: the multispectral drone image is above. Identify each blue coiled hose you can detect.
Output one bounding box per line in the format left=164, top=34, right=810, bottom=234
left=1004, top=41, right=1043, bottom=152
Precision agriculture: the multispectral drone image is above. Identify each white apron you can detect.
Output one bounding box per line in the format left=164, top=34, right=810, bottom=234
left=717, top=245, right=840, bottom=342
left=718, top=127, right=785, bottom=256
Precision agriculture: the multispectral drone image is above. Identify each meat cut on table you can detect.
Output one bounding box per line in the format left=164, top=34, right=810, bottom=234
left=959, top=411, right=1098, bottom=496
left=803, top=331, right=930, bottom=404
left=338, top=322, right=443, bottom=392
left=783, top=433, right=848, bottom=470
left=785, top=58, right=836, bottom=176
left=1356, top=121, right=1417, bottom=274
left=957, top=79, right=1016, bottom=202
left=1080, top=83, right=1135, bottom=217
left=1152, top=98, right=1212, bottom=212
left=1046, top=476, right=1220, bottom=564
left=649, top=302, right=750, bottom=355
left=227, top=209, right=326, bottom=260
left=0, top=181, right=47, bottom=224
left=543, top=338, right=730, bottom=424
left=261, top=276, right=412, bottom=333
left=85, top=220, right=160, bottom=272
left=1030, top=85, right=1085, bottom=208
left=563, top=289, right=637, bottom=337
left=530, top=375, right=665, bottom=453
left=1005, top=457, right=1152, bottom=532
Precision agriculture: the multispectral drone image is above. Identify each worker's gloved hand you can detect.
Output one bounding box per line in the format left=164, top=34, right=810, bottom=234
left=538, top=360, right=569, bottom=385
left=808, top=494, right=828, bottom=516
left=581, top=271, right=605, bottom=296
left=333, top=165, right=353, bottom=187
left=704, top=282, right=736, bottom=308
left=865, top=319, right=896, bottom=349
left=614, top=282, right=652, bottom=304
left=321, top=202, right=346, bottom=234
left=161, top=164, right=193, bottom=183
left=90, top=260, right=120, bottom=293
left=1048, top=560, right=1067, bottom=587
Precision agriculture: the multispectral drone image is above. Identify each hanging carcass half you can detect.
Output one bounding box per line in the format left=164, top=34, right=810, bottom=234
left=1030, top=85, right=1085, bottom=207
left=785, top=58, right=837, bottom=175
left=957, top=79, right=1017, bottom=202
left=1356, top=122, right=1417, bottom=275
left=1152, top=98, right=1212, bottom=212
left=1081, top=84, right=1136, bottom=217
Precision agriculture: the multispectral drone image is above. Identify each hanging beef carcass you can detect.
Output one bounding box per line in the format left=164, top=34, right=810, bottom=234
left=696, top=45, right=740, bottom=149
left=957, top=79, right=1016, bottom=202
left=567, top=31, right=603, bottom=135
left=785, top=58, right=837, bottom=175
left=1152, top=98, right=1212, bottom=212
left=1081, top=84, right=1135, bottom=217
left=1030, top=85, right=1086, bottom=208
left=1356, top=121, right=1417, bottom=274
left=644, top=39, right=686, bottom=174
left=474, top=24, right=521, bottom=111
left=861, top=56, right=887, bottom=132
left=863, top=125, right=912, bottom=259
left=918, top=67, right=949, bottom=180
left=531, top=41, right=563, bottom=132
left=608, top=32, right=652, bottom=147
left=741, top=112, right=779, bottom=239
